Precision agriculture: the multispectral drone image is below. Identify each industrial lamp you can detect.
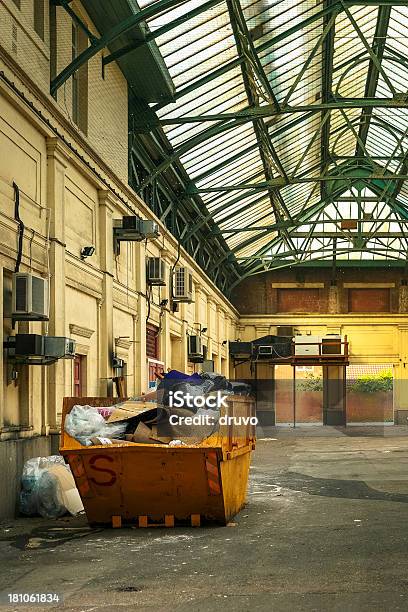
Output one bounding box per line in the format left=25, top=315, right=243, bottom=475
left=80, top=246, right=95, bottom=260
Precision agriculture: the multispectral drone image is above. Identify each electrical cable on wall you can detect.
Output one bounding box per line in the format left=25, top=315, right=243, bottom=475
left=170, top=237, right=181, bottom=304
left=44, top=206, right=52, bottom=335
left=145, top=284, right=152, bottom=325
left=155, top=287, right=167, bottom=338
left=126, top=242, right=130, bottom=308
left=144, top=238, right=152, bottom=325
left=28, top=229, right=34, bottom=271
left=115, top=252, right=119, bottom=281
left=13, top=182, right=24, bottom=274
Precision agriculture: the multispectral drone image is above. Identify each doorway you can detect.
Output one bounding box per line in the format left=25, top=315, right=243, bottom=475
left=73, top=355, right=86, bottom=397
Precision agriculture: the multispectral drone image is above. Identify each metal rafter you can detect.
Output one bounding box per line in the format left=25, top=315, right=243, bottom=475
left=321, top=1, right=336, bottom=200
left=50, top=0, right=191, bottom=95
left=50, top=0, right=408, bottom=294
left=226, top=0, right=293, bottom=251
left=101, top=0, right=225, bottom=67
left=158, top=99, right=408, bottom=125
left=355, top=5, right=391, bottom=155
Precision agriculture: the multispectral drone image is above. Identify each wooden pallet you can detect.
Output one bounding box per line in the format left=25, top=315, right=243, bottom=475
left=111, top=514, right=201, bottom=528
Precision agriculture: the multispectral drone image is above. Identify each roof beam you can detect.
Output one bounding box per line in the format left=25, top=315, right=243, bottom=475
left=137, top=111, right=318, bottom=194
left=219, top=220, right=408, bottom=233
left=128, top=130, right=242, bottom=287
left=355, top=5, right=391, bottom=156
left=52, top=0, right=97, bottom=43
left=152, top=0, right=343, bottom=113
left=321, top=1, right=336, bottom=199
left=188, top=174, right=408, bottom=192
left=102, top=0, right=224, bottom=67
left=341, top=1, right=396, bottom=96
left=152, top=0, right=406, bottom=113
left=225, top=0, right=296, bottom=255
left=50, top=0, right=188, bottom=95
left=159, top=98, right=408, bottom=125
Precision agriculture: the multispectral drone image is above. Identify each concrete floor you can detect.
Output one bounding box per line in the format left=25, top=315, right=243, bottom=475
left=1, top=427, right=408, bottom=611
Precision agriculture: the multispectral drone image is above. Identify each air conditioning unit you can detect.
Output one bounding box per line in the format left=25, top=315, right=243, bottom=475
left=147, top=257, right=167, bottom=286
left=277, top=326, right=294, bottom=337
left=187, top=335, right=204, bottom=362
left=14, top=334, right=45, bottom=356
left=113, top=217, right=160, bottom=253
left=44, top=336, right=76, bottom=359
left=173, top=267, right=193, bottom=302
left=12, top=273, right=49, bottom=321
left=140, top=220, right=160, bottom=239
left=5, top=334, right=75, bottom=363
left=120, top=215, right=142, bottom=234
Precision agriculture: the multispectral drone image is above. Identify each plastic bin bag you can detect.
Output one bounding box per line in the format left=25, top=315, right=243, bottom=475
left=65, top=405, right=127, bottom=446
left=201, top=372, right=230, bottom=391
left=20, top=456, right=83, bottom=519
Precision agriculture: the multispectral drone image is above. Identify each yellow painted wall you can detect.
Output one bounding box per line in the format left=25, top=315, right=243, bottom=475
left=4, top=0, right=407, bottom=446
left=0, top=1, right=238, bottom=441
left=238, top=314, right=408, bottom=410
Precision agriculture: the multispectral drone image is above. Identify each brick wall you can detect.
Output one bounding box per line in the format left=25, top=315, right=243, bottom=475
left=231, top=267, right=405, bottom=315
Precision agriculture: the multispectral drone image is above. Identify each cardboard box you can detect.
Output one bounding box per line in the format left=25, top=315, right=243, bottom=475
left=47, top=465, right=84, bottom=516
left=107, top=401, right=158, bottom=423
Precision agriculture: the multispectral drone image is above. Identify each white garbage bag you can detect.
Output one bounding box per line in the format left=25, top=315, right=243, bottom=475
left=20, top=456, right=83, bottom=518
left=64, top=405, right=127, bottom=446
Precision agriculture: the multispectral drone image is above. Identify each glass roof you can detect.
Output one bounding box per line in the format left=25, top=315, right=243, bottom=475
left=131, top=0, right=408, bottom=281
left=48, top=0, right=404, bottom=289
left=50, top=0, right=408, bottom=288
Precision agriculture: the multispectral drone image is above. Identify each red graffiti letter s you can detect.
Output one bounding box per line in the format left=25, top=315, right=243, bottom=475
left=89, top=454, right=117, bottom=486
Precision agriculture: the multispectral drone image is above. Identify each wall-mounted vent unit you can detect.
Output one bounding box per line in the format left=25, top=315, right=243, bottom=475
left=187, top=335, right=204, bottom=362
left=5, top=334, right=75, bottom=365
left=140, top=220, right=160, bottom=239
left=121, top=216, right=140, bottom=231
left=147, top=257, right=167, bottom=286
left=173, top=267, right=193, bottom=302
left=114, top=217, right=160, bottom=254
left=12, top=273, right=49, bottom=321
left=14, top=334, right=44, bottom=357
left=44, top=336, right=76, bottom=359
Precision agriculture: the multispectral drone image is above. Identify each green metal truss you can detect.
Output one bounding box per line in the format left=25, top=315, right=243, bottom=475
left=51, top=0, right=408, bottom=296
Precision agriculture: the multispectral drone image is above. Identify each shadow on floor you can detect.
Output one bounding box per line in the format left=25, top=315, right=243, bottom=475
left=251, top=470, right=408, bottom=504
left=0, top=517, right=101, bottom=550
